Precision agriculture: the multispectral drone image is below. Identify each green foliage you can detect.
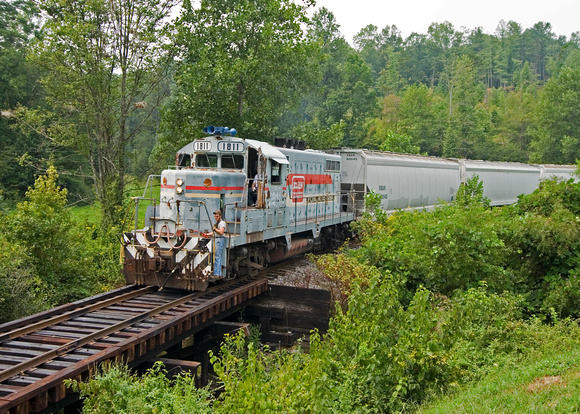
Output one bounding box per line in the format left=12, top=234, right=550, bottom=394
left=418, top=319, right=580, bottom=414
left=2, top=166, right=78, bottom=304
left=500, top=179, right=580, bottom=315
left=320, top=276, right=450, bottom=413
left=28, top=0, right=177, bottom=227
left=311, top=257, right=546, bottom=413
left=455, top=175, right=490, bottom=208
left=161, top=0, right=318, bottom=154
left=73, top=218, right=125, bottom=294
left=441, top=284, right=527, bottom=378
left=0, top=236, right=43, bottom=322
left=443, top=56, right=489, bottom=158
left=298, top=8, right=378, bottom=147
left=353, top=175, right=580, bottom=318
left=0, top=0, right=49, bottom=207
left=531, top=66, right=580, bottom=163
left=311, top=251, right=374, bottom=310
left=363, top=112, right=422, bottom=153
left=396, top=84, right=447, bottom=156
left=348, top=190, right=388, bottom=239
left=354, top=205, right=511, bottom=301
left=289, top=119, right=345, bottom=149
left=0, top=167, right=123, bottom=310
left=66, top=362, right=213, bottom=414
left=377, top=129, right=421, bottom=154
left=482, top=87, right=535, bottom=162
left=73, top=237, right=580, bottom=414
left=210, top=331, right=323, bottom=413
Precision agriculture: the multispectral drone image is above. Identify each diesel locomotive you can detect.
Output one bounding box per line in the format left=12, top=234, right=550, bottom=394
left=121, top=127, right=354, bottom=291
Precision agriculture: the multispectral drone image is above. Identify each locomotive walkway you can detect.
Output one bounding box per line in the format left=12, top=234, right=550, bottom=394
left=0, top=278, right=267, bottom=414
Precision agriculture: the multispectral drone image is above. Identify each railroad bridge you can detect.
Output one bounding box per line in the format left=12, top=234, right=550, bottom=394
left=0, top=278, right=268, bottom=414
left=0, top=278, right=331, bottom=414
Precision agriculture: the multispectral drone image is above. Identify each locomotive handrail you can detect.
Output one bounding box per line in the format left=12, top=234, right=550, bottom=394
left=221, top=202, right=236, bottom=279
left=129, top=197, right=158, bottom=234
left=142, top=174, right=161, bottom=198
left=200, top=201, right=216, bottom=275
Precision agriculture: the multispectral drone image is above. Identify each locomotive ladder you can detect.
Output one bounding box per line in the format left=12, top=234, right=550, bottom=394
left=0, top=278, right=268, bottom=414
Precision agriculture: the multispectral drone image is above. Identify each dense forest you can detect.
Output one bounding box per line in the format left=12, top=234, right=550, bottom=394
left=2, top=0, right=580, bottom=411
left=1, top=0, right=580, bottom=221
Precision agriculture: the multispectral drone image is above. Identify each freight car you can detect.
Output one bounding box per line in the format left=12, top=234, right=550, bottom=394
left=332, top=149, right=576, bottom=213
left=122, top=127, right=354, bottom=291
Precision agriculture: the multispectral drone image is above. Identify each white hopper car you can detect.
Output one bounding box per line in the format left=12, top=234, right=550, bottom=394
left=331, top=149, right=576, bottom=213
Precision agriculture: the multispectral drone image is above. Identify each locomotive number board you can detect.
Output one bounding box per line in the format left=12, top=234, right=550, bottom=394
left=194, top=141, right=212, bottom=151
left=217, top=141, right=245, bottom=152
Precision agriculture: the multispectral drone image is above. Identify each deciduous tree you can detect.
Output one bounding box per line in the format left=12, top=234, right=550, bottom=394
left=161, top=0, right=318, bottom=149
left=0, top=0, right=42, bottom=206
left=27, top=0, right=177, bottom=227
left=531, top=67, right=580, bottom=163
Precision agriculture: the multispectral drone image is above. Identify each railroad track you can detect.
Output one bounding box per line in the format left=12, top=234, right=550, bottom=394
left=0, top=277, right=268, bottom=414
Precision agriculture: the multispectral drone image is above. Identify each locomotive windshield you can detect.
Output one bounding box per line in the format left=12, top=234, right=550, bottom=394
left=221, top=154, right=244, bottom=169
left=195, top=153, right=218, bottom=168
left=177, top=153, right=191, bottom=167
left=194, top=153, right=244, bottom=169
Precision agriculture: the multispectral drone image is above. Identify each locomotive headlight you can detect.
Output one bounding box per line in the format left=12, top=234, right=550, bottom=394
left=176, top=178, right=184, bottom=194
left=176, top=186, right=184, bottom=194
left=176, top=178, right=184, bottom=186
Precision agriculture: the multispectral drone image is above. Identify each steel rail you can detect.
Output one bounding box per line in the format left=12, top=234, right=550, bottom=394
left=0, top=277, right=268, bottom=414
left=0, top=287, right=155, bottom=345
left=0, top=287, right=206, bottom=384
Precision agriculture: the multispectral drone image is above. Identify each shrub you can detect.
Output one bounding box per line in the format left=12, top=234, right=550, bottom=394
left=210, top=331, right=323, bottom=413
left=0, top=167, right=123, bottom=310
left=353, top=176, right=580, bottom=317
left=353, top=199, right=512, bottom=302
left=317, top=267, right=451, bottom=413
left=0, top=237, right=44, bottom=322
left=0, top=166, right=81, bottom=306
left=66, top=362, right=213, bottom=414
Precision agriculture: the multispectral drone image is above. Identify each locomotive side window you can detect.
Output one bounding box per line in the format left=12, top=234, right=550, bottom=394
left=196, top=153, right=217, bottom=168
left=271, top=160, right=281, bottom=184
left=221, top=154, right=244, bottom=169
